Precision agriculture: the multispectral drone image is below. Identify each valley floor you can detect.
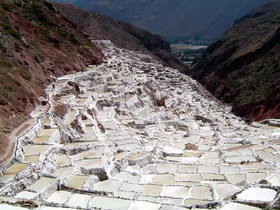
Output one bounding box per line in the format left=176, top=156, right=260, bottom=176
left=0, top=40, right=280, bottom=209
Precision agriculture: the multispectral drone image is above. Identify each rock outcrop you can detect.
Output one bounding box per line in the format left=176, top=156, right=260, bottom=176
left=188, top=0, right=280, bottom=121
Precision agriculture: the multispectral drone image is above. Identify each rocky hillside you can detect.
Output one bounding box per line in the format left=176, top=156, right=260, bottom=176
left=188, top=0, right=280, bottom=121
left=50, top=0, right=269, bottom=40
left=0, top=0, right=103, bottom=160
left=52, top=2, right=186, bottom=72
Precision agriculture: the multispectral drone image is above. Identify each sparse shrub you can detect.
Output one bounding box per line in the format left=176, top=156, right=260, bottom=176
left=2, top=73, right=21, bottom=87
left=237, top=70, right=246, bottom=77
left=34, top=55, right=40, bottom=63
left=69, top=34, right=80, bottom=45
left=274, top=113, right=280, bottom=119
left=248, top=84, right=256, bottom=91
left=14, top=43, right=22, bottom=52
left=48, top=37, right=61, bottom=48
left=1, top=3, right=11, bottom=11
left=6, top=29, right=20, bottom=39
left=19, top=72, right=31, bottom=80
left=0, top=60, right=12, bottom=68
left=14, top=2, right=23, bottom=8
left=0, top=95, right=8, bottom=105
left=0, top=84, right=15, bottom=95
left=43, top=1, right=55, bottom=11
left=58, top=30, right=67, bottom=39
left=9, top=74, right=21, bottom=86
left=28, top=3, right=53, bottom=26
left=14, top=69, right=31, bottom=81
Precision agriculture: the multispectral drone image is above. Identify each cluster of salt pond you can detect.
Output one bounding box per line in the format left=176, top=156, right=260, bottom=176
left=1, top=40, right=280, bottom=209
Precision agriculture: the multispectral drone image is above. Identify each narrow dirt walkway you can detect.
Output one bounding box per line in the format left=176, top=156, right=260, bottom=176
left=1, top=95, right=51, bottom=166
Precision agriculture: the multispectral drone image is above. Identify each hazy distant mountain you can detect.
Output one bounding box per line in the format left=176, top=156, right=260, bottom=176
left=50, top=0, right=269, bottom=40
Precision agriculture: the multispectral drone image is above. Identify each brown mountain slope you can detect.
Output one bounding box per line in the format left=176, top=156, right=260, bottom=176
left=0, top=0, right=103, bottom=162
left=188, top=0, right=280, bottom=122
left=52, top=2, right=186, bottom=72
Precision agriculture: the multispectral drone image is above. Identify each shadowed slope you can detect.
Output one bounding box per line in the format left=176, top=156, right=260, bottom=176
left=188, top=0, right=280, bottom=121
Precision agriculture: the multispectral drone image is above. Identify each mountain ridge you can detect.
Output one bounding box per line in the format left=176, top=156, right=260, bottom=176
left=50, top=0, right=269, bottom=40
left=188, top=0, right=280, bottom=121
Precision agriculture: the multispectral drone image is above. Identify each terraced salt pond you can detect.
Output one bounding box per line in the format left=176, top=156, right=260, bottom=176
left=0, top=40, right=280, bottom=209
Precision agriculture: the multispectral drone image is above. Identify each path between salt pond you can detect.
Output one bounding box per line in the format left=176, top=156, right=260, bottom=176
left=0, top=98, right=50, bottom=166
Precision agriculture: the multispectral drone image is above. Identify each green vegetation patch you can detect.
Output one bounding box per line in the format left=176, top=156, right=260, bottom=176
left=171, top=44, right=207, bottom=64
left=0, top=3, right=11, bottom=11
left=226, top=58, right=280, bottom=105
left=14, top=68, right=31, bottom=81
left=5, top=28, right=20, bottom=39
left=0, top=60, right=12, bottom=68
left=48, top=36, right=61, bottom=48
left=26, top=3, right=53, bottom=26
left=69, top=34, right=80, bottom=45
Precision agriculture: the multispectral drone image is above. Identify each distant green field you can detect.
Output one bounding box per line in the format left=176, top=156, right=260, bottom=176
left=171, top=44, right=208, bottom=65
left=171, top=44, right=207, bottom=52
